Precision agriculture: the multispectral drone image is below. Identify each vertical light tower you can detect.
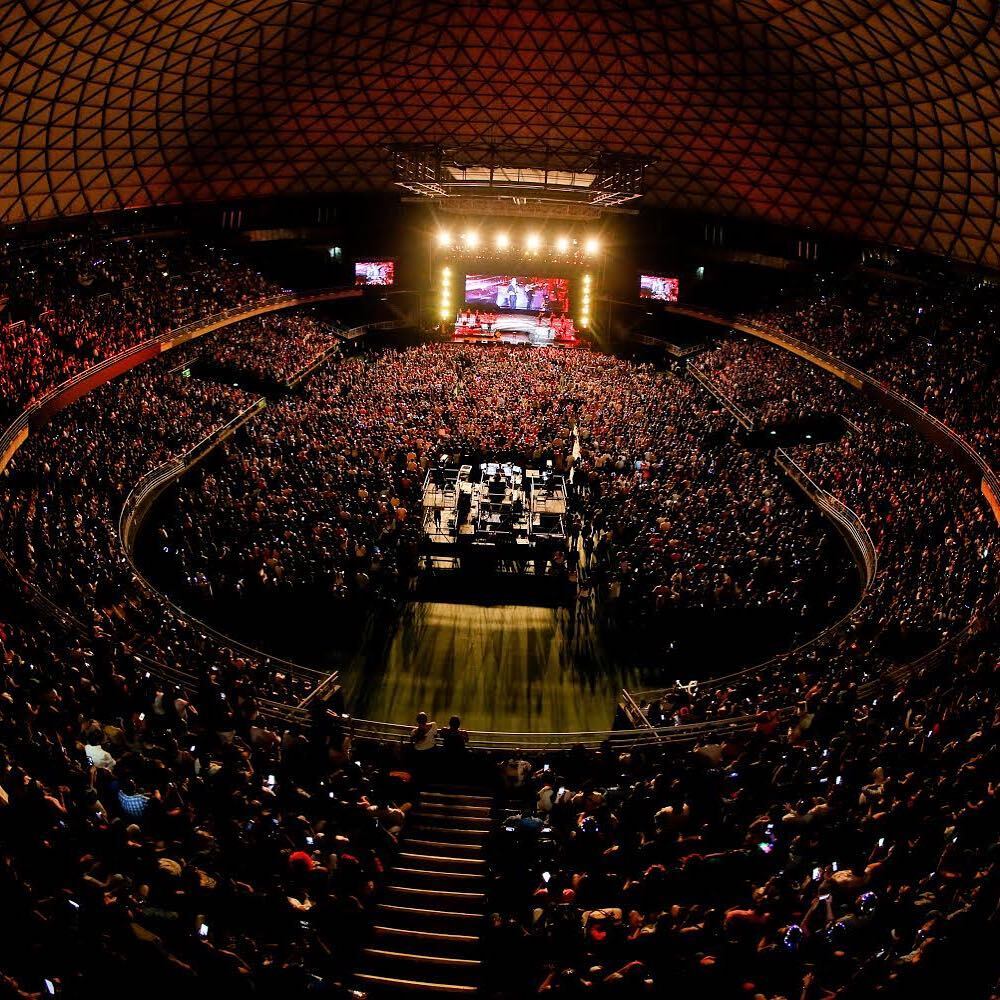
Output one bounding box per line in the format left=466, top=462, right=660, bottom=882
left=579, top=272, right=593, bottom=330
left=439, top=265, right=453, bottom=325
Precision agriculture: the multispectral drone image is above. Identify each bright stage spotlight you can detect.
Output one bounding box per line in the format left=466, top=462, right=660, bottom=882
left=584, top=237, right=600, bottom=255
left=555, top=235, right=569, bottom=253
left=525, top=233, right=541, bottom=253
left=463, top=230, right=480, bottom=248
left=436, top=230, right=451, bottom=247
left=495, top=232, right=510, bottom=250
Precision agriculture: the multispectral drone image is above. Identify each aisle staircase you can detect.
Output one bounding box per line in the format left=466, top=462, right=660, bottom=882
left=355, top=783, right=494, bottom=996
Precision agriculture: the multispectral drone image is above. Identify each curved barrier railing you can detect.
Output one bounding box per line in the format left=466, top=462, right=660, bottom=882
left=774, top=447, right=878, bottom=586
left=0, top=291, right=368, bottom=712
left=685, top=362, right=879, bottom=584
left=687, top=364, right=756, bottom=430
left=338, top=311, right=999, bottom=745
left=666, top=304, right=1000, bottom=515
left=346, top=711, right=764, bottom=752
left=114, top=399, right=324, bottom=677
left=625, top=389, right=880, bottom=711
left=623, top=305, right=997, bottom=724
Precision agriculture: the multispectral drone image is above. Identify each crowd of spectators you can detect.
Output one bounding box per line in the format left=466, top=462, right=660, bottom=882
left=0, top=246, right=995, bottom=998
left=0, top=343, right=328, bottom=711
left=486, top=638, right=999, bottom=999
left=0, top=236, right=281, bottom=417
left=739, top=274, right=999, bottom=465
left=686, top=332, right=993, bottom=635
left=209, top=312, right=342, bottom=387
left=691, top=339, right=852, bottom=432
left=739, top=287, right=927, bottom=364
left=789, top=406, right=992, bottom=637
left=634, top=334, right=994, bottom=730
left=869, top=317, right=1000, bottom=467
left=155, top=345, right=846, bottom=632
left=33, top=334, right=983, bottom=743
left=0, top=607, right=413, bottom=998
left=0, top=312, right=430, bottom=993
left=1, top=301, right=993, bottom=739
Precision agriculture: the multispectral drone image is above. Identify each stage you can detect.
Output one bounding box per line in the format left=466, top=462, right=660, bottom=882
left=451, top=309, right=581, bottom=347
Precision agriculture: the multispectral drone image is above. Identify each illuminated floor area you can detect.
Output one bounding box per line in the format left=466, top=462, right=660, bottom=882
left=339, top=601, right=627, bottom=733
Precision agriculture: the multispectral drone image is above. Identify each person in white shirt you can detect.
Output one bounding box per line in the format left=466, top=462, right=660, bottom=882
left=84, top=733, right=116, bottom=771
left=410, top=712, right=438, bottom=751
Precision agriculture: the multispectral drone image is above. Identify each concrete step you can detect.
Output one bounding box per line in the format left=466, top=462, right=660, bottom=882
left=385, top=884, right=486, bottom=908
left=410, top=819, right=491, bottom=836
left=413, top=795, right=493, bottom=819
left=355, top=784, right=491, bottom=996
left=405, top=838, right=485, bottom=855
left=392, top=867, right=487, bottom=887
left=375, top=903, right=483, bottom=933
left=374, top=924, right=479, bottom=958
left=355, top=972, right=476, bottom=995
left=399, top=850, right=486, bottom=870
left=421, top=790, right=493, bottom=805
left=418, top=800, right=491, bottom=816
left=362, top=947, right=480, bottom=985
left=423, top=784, right=492, bottom=797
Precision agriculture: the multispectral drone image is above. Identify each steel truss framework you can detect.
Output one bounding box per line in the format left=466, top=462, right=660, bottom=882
left=1, top=2, right=1000, bottom=266
left=390, top=142, right=648, bottom=209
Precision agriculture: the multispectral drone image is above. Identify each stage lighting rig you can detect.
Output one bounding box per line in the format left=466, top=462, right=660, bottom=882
left=389, top=140, right=650, bottom=215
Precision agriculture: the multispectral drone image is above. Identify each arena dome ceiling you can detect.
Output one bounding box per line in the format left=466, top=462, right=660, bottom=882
left=2, top=1, right=1000, bottom=266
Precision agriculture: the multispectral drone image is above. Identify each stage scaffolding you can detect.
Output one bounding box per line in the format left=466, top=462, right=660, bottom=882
left=389, top=141, right=651, bottom=212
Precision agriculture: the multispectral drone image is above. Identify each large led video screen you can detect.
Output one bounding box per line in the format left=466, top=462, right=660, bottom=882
left=639, top=274, right=679, bottom=302
left=465, top=274, right=570, bottom=313
left=354, top=260, right=395, bottom=287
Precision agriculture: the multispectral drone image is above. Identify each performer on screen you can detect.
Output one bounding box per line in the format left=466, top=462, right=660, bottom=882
left=498, top=277, right=517, bottom=309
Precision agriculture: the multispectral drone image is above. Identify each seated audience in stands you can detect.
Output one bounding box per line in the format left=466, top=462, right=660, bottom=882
left=0, top=610, right=413, bottom=997
left=0, top=238, right=995, bottom=998
left=0, top=235, right=280, bottom=417
left=739, top=272, right=999, bottom=464
left=484, top=640, right=998, bottom=999
left=209, top=310, right=341, bottom=386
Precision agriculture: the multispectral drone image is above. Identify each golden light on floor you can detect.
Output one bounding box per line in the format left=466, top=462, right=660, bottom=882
left=340, top=601, right=629, bottom=733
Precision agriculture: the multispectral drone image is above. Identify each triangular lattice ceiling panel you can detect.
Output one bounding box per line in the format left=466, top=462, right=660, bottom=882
left=1, top=0, right=999, bottom=266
